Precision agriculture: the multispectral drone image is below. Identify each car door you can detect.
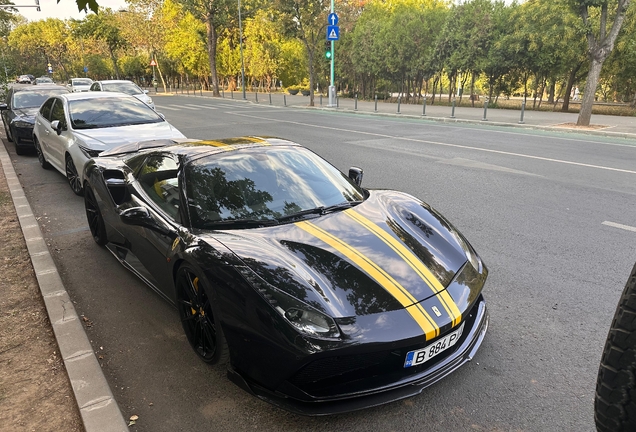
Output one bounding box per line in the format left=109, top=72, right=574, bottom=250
left=120, top=153, right=183, bottom=298
left=34, top=97, right=54, bottom=152
left=44, top=98, right=69, bottom=171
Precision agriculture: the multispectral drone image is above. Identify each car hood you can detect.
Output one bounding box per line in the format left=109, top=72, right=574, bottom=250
left=206, top=190, right=475, bottom=319
left=13, top=107, right=39, bottom=121
left=73, top=122, right=185, bottom=150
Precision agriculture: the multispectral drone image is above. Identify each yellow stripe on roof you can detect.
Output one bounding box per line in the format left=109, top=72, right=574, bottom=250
left=296, top=220, right=439, bottom=339
left=345, top=209, right=463, bottom=327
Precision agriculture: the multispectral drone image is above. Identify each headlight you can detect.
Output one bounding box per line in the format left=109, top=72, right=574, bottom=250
left=78, top=145, right=102, bottom=158
left=454, top=232, right=481, bottom=272
left=13, top=120, right=32, bottom=128
left=237, top=266, right=340, bottom=339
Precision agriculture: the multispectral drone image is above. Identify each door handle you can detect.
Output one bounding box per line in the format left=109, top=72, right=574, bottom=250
left=45, top=130, right=49, bottom=135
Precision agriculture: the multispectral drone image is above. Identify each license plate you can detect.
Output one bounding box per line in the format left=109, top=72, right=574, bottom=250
left=404, top=322, right=465, bottom=368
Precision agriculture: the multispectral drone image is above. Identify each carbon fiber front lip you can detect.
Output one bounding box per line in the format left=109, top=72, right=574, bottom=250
left=227, top=297, right=489, bottom=416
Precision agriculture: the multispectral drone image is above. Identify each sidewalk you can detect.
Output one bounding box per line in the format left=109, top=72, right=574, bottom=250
left=153, top=88, right=636, bottom=139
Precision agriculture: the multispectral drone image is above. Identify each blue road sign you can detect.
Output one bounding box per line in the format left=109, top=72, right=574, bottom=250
left=327, top=25, right=340, bottom=41
left=328, top=12, right=338, bottom=26
left=47, top=67, right=53, bottom=73
left=83, top=66, right=88, bottom=73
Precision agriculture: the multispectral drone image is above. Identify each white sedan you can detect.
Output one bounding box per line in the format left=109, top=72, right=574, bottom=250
left=89, top=80, right=155, bottom=109
left=33, top=92, right=186, bottom=195
left=67, top=77, right=93, bottom=92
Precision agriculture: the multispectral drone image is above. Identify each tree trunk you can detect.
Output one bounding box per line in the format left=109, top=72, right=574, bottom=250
left=108, top=47, right=120, bottom=80
left=205, top=16, right=220, bottom=97
left=155, top=57, right=167, bottom=93
left=577, top=58, right=603, bottom=125
left=547, top=80, right=555, bottom=104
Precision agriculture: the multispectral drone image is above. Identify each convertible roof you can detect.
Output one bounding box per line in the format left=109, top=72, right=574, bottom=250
left=99, top=136, right=300, bottom=159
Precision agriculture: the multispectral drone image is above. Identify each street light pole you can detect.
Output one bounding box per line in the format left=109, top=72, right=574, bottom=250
left=328, top=0, right=336, bottom=107
left=238, top=0, right=246, bottom=100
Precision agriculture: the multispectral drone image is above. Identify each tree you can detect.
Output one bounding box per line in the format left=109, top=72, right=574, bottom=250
left=177, top=0, right=236, bottom=97
left=574, top=0, right=632, bottom=125
left=275, top=0, right=330, bottom=106
left=77, top=10, right=127, bottom=79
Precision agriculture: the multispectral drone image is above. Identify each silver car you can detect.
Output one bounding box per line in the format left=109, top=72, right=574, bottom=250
left=67, top=77, right=93, bottom=92
left=89, top=79, right=155, bottom=109
left=32, top=92, right=185, bottom=195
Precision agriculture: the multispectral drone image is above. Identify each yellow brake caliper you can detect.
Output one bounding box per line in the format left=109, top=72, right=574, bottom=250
left=191, top=277, right=199, bottom=316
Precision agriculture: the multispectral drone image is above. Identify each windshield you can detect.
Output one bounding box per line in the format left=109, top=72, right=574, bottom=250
left=185, top=146, right=365, bottom=228
left=36, top=78, right=53, bottom=83
left=12, top=89, right=68, bottom=109
left=72, top=79, right=92, bottom=86
left=101, top=82, right=143, bottom=95
left=69, top=97, right=163, bottom=129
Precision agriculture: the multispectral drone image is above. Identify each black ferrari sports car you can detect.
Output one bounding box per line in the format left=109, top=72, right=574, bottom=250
left=83, top=136, right=489, bottom=415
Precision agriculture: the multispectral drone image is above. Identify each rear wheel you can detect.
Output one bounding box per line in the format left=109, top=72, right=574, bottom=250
left=595, top=262, right=636, bottom=431
left=34, top=137, right=50, bottom=169
left=176, top=264, right=229, bottom=365
left=84, top=185, right=108, bottom=246
left=65, top=155, right=83, bottom=196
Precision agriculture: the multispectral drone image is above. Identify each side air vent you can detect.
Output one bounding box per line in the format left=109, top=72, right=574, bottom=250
left=103, top=170, right=128, bottom=205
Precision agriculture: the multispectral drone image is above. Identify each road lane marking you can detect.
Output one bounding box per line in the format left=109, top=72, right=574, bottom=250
left=233, top=113, right=636, bottom=175
left=169, top=104, right=199, bottom=110
left=157, top=106, right=180, bottom=111
left=184, top=104, right=217, bottom=109
left=602, top=221, right=636, bottom=233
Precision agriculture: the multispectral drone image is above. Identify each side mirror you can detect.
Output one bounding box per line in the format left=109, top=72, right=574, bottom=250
left=348, top=167, right=363, bottom=186
left=143, top=90, right=149, bottom=94
left=120, top=206, right=170, bottom=235
left=0, top=103, right=7, bottom=111
left=50, top=120, right=63, bottom=135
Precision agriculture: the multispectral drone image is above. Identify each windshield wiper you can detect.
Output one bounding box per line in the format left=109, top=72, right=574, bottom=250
left=276, top=200, right=364, bottom=223
left=201, top=219, right=279, bottom=229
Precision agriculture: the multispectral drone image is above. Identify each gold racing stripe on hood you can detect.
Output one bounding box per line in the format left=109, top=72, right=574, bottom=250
left=344, top=209, right=463, bottom=327
left=296, top=220, right=439, bottom=339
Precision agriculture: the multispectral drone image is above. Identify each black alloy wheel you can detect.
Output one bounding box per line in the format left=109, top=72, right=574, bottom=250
left=65, top=155, right=83, bottom=196
left=34, top=137, right=50, bottom=169
left=84, top=185, right=108, bottom=246
left=176, top=265, right=228, bottom=365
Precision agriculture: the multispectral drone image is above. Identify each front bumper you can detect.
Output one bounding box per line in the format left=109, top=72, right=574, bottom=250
left=227, top=295, right=489, bottom=415
left=13, top=125, right=34, bottom=146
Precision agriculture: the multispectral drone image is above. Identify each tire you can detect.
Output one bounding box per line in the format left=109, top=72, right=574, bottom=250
left=595, top=262, right=636, bottom=432
left=65, top=155, right=83, bottom=196
left=34, top=137, right=50, bottom=169
left=4, top=122, right=13, bottom=142
left=176, top=264, right=229, bottom=365
left=84, top=185, right=108, bottom=246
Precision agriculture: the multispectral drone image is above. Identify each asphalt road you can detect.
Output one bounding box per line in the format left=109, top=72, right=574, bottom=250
left=7, top=94, right=636, bottom=431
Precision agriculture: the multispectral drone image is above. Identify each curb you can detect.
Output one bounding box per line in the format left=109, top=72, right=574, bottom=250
left=0, top=142, right=128, bottom=432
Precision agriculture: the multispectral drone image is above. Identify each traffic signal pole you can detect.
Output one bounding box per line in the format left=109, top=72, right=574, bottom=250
left=328, top=0, right=336, bottom=107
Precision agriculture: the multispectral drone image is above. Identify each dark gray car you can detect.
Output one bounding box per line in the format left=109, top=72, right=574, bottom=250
left=0, top=85, right=68, bottom=155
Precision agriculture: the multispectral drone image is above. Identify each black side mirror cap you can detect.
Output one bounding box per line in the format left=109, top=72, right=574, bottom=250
left=0, top=103, right=7, bottom=111
left=349, top=167, right=363, bottom=186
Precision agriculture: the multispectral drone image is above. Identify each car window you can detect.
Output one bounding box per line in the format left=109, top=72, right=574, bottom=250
left=49, top=99, right=67, bottom=129
left=68, top=96, right=163, bottom=130
left=39, top=98, right=55, bottom=121
left=137, top=155, right=181, bottom=222
left=101, top=82, right=143, bottom=95
left=185, top=146, right=365, bottom=228
left=72, top=79, right=92, bottom=86
left=12, top=89, right=68, bottom=109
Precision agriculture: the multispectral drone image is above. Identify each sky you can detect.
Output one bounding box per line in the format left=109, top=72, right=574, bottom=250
left=16, top=0, right=128, bottom=21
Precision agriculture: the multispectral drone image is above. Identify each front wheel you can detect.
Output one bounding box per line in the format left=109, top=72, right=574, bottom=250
left=65, top=155, right=83, bottom=196
left=34, top=137, right=50, bottom=169
left=84, top=185, right=108, bottom=246
left=595, top=262, right=636, bottom=431
left=176, top=264, right=229, bottom=365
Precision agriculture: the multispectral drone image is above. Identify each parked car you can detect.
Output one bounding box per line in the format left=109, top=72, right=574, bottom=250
left=82, top=136, right=489, bottom=415
left=33, top=92, right=184, bottom=195
left=66, top=77, right=93, bottom=92
left=0, top=85, right=69, bottom=155
left=89, top=80, right=155, bottom=109
left=34, top=76, right=54, bottom=85
left=16, top=75, right=32, bottom=84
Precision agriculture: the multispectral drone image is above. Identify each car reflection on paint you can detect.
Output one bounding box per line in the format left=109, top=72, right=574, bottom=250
left=82, top=136, right=489, bottom=415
